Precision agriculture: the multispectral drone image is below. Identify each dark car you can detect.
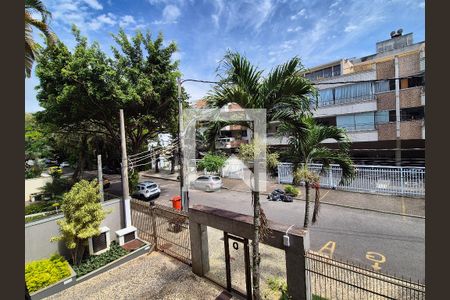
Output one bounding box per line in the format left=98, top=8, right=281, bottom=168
left=102, top=166, right=121, bottom=174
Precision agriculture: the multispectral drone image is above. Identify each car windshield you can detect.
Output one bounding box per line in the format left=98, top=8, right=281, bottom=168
left=197, top=176, right=209, bottom=181
left=147, top=184, right=157, bottom=189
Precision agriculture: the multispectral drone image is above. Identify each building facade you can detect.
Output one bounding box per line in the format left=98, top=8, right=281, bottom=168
left=304, top=30, right=425, bottom=166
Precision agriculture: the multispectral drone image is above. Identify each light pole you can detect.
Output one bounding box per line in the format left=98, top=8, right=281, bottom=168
left=177, top=78, right=219, bottom=211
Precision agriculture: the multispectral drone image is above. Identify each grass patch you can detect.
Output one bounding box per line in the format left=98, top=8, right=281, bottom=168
left=25, top=254, right=72, bottom=293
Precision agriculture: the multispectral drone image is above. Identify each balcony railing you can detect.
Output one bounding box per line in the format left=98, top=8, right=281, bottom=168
left=317, top=94, right=375, bottom=108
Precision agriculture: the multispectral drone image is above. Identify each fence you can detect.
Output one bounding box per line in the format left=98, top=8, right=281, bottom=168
left=278, top=163, right=425, bottom=197
left=306, top=251, right=425, bottom=299
left=130, top=199, right=191, bottom=264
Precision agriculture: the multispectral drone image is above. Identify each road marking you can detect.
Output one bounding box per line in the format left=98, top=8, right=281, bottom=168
left=318, top=241, right=336, bottom=258
left=320, top=189, right=331, bottom=201
left=366, top=251, right=386, bottom=271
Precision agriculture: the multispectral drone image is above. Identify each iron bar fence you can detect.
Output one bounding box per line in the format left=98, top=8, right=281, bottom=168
left=130, top=199, right=191, bottom=265
left=306, top=251, right=425, bottom=300
left=278, top=163, right=425, bottom=197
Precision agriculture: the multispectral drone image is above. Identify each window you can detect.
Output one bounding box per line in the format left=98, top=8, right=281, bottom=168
left=407, top=75, right=425, bottom=88
left=241, top=130, right=247, bottom=137
left=374, top=80, right=396, bottom=93
left=336, top=112, right=375, bottom=131
left=334, top=82, right=373, bottom=102
left=197, top=176, right=209, bottom=181
left=400, top=107, right=425, bottom=121
left=332, top=64, right=341, bottom=76
left=318, top=89, right=334, bottom=106
left=375, top=111, right=389, bottom=124
left=323, top=67, right=333, bottom=78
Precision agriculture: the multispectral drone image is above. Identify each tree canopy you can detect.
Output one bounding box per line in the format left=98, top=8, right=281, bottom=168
left=35, top=26, right=187, bottom=158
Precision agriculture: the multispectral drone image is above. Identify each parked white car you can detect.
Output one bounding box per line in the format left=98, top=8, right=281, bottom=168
left=135, top=181, right=161, bottom=200
left=191, top=175, right=222, bottom=192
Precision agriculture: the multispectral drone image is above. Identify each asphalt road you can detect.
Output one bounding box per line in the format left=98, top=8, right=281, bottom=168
left=108, top=176, right=425, bottom=282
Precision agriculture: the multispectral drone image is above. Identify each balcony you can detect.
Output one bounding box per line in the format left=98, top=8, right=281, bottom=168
left=377, top=120, right=424, bottom=141
left=313, top=95, right=377, bottom=118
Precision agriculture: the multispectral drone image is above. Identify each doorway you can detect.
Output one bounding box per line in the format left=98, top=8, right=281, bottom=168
left=224, top=232, right=252, bottom=299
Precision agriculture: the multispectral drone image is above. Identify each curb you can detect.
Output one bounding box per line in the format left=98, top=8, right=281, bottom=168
left=141, top=175, right=425, bottom=220
left=223, top=187, right=425, bottom=219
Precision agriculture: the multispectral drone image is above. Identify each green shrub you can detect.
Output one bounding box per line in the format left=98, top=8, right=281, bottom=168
left=25, top=211, right=59, bottom=223
left=25, top=254, right=71, bottom=293
left=25, top=201, right=59, bottom=215
left=284, top=185, right=300, bottom=197
left=263, top=276, right=290, bottom=299
left=197, top=153, right=227, bottom=173
left=72, top=241, right=129, bottom=277
left=40, top=174, right=73, bottom=201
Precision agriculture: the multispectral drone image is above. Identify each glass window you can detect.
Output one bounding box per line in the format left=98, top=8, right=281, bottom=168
left=335, top=82, right=373, bottom=102
left=319, top=89, right=334, bottom=106
left=336, top=115, right=355, bottom=131
left=333, top=64, right=341, bottom=76
left=374, top=81, right=390, bottom=93
left=323, top=67, right=332, bottom=78
left=375, top=111, right=389, bottom=124
left=355, top=112, right=375, bottom=130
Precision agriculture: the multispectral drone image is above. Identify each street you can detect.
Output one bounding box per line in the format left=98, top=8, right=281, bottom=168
left=108, top=176, right=425, bottom=282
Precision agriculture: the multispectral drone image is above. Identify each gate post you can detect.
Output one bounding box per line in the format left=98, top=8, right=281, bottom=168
left=189, top=219, right=210, bottom=276
left=285, top=230, right=311, bottom=300
left=150, top=206, right=158, bottom=247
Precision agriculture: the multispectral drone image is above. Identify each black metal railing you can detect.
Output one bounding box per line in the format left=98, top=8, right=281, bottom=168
left=305, top=252, right=425, bottom=300
left=131, top=199, right=191, bottom=265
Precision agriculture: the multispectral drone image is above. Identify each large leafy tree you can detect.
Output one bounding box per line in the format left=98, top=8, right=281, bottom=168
left=277, top=116, right=355, bottom=228
left=25, top=0, right=57, bottom=77
left=207, top=51, right=316, bottom=299
left=35, top=27, right=186, bottom=177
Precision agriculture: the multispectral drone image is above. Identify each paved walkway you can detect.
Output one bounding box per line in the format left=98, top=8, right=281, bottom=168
left=47, top=252, right=226, bottom=300
left=142, top=170, right=425, bottom=218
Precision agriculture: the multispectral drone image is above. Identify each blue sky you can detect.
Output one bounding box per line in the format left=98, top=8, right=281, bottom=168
left=25, top=0, right=425, bottom=112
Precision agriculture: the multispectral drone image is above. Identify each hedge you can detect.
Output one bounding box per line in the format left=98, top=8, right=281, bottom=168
left=25, top=254, right=72, bottom=293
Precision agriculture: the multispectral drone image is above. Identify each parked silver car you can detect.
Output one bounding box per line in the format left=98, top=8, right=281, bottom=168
left=191, top=175, right=222, bottom=192
left=135, top=181, right=161, bottom=200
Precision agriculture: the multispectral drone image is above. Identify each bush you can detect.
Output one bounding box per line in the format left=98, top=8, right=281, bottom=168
left=284, top=185, right=300, bottom=197
left=40, top=174, right=72, bottom=201
left=263, top=276, right=289, bottom=300
left=25, top=201, right=59, bottom=215
left=72, top=242, right=129, bottom=277
left=197, top=153, right=227, bottom=173
left=128, top=171, right=140, bottom=193
left=25, top=254, right=72, bottom=293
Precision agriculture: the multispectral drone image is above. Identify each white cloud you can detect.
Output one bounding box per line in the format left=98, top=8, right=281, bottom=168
left=119, top=15, right=136, bottom=27
left=83, top=0, right=103, bottom=10
left=88, top=13, right=117, bottom=30
left=153, top=4, right=181, bottom=24
left=287, top=26, right=302, bottom=32
left=344, top=25, right=358, bottom=32
left=290, top=8, right=306, bottom=20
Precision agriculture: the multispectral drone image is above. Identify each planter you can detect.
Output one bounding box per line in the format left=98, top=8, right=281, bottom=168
left=30, top=265, right=77, bottom=300
left=31, top=239, right=153, bottom=299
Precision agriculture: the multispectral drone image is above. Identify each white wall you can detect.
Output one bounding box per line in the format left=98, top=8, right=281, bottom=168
left=313, top=100, right=377, bottom=118
left=25, top=177, right=52, bottom=201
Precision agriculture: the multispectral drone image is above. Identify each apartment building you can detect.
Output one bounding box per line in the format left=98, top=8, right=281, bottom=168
left=303, top=30, right=425, bottom=166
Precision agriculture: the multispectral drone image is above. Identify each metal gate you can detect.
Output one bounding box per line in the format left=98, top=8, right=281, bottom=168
left=278, top=163, right=425, bottom=197
left=306, top=251, right=425, bottom=299
left=131, top=199, right=191, bottom=264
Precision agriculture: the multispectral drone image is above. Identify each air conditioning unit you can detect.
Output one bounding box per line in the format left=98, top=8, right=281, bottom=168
left=115, top=226, right=137, bottom=245
left=88, top=226, right=111, bottom=255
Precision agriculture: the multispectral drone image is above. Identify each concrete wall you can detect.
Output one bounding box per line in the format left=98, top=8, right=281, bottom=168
left=378, top=121, right=424, bottom=141
left=25, top=177, right=52, bottom=201
left=313, top=100, right=377, bottom=118
left=400, top=87, right=423, bottom=108
left=25, top=199, right=123, bottom=263
left=398, top=52, right=420, bottom=77
left=376, top=60, right=395, bottom=80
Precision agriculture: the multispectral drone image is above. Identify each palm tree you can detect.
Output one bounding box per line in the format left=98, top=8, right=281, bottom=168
left=25, top=0, right=57, bottom=78
left=207, top=51, right=316, bottom=299
left=277, top=116, right=356, bottom=228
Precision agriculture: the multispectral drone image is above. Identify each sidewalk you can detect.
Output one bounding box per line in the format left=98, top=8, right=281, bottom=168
left=142, top=170, right=425, bottom=218
left=47, top=252, right=227, bottom=300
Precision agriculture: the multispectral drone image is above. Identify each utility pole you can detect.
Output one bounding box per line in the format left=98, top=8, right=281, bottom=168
left=97, top=155, right=104, bottom=202
left=120, top=109, right=132, bottom=228
left=394, top=56, right=402, bottom=166
left=177, top=78, right=188, bottom=211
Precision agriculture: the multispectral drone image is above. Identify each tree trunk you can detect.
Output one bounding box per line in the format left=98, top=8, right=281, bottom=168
left=252, top=190, right=261, bottom=299
left=304, top=181, right=310, bottom=228
left=170, top=150, right=175, bottom=174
